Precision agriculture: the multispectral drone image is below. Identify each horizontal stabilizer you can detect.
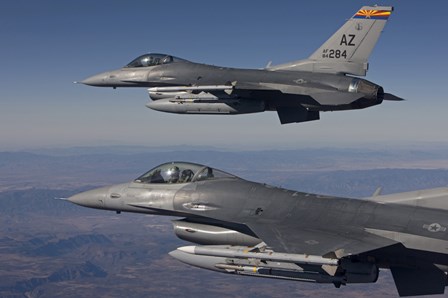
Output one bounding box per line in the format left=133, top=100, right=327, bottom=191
left=391, top=265, right=446, bottom=296
left=383, top=93, right=404, bottom=101
left=277, top=106, right=319, bottom=124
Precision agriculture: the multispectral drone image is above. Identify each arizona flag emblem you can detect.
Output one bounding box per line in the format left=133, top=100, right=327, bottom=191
left=354, top=9, right=391, bottom=20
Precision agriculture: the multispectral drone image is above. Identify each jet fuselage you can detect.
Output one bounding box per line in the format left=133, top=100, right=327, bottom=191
left=68, top=162, right=448, bottom=273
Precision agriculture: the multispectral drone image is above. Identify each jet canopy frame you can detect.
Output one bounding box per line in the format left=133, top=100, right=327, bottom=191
left=124, top=53, right=188, bottom=68
left=134, top=162, right=237, bottom=184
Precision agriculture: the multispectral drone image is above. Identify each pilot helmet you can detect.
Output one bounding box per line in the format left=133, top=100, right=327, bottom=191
left=180, top=169, right=194, bottom=182
left=166, top=166, right=180, bottom=183
left=141, top=56, right=154, bottom=67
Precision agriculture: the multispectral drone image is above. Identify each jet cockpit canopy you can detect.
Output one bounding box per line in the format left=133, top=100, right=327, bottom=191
left=134, top=162, right=237, bottom=184
left=124, top=53, right=188, bottom=68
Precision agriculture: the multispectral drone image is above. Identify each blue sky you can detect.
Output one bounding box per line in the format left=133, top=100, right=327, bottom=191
left=1, top=0, right=447, bottom=150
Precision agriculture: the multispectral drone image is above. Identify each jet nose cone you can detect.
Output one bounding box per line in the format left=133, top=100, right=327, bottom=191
left=67, top=186, right=109, bottom=209
left=79, top=72, right=108, bottom=86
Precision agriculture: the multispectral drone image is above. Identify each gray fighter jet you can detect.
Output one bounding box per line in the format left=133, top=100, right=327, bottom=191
left=67, top=161, right=448, bottom=296
left=79, top=6, right=403, bottom=124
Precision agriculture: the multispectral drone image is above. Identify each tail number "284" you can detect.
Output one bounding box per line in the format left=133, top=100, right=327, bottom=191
left=322, top=49, right=347, bottom=59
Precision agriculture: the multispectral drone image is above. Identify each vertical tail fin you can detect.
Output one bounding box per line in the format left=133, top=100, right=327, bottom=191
left=270, top=6, right=393, bottom=76
left=309, top=6, right=393, bottom=65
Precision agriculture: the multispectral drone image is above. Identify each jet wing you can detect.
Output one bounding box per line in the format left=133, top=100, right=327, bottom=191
left=148, top=83, right=364, bottom=124
left=149, top=82, right=363, bottom=106
left=255, top=82, right=364, bottom=104
left=246, top=221, right=447, bottom=296
left=245, top=220, right=397, bottom=257
left=229, top=82, right=363, bottom=123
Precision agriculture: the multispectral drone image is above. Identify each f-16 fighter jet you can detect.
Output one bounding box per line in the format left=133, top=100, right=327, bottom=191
left=67, top=162, right=448, bottom=296
left=79, top=6, right=402, bottom=124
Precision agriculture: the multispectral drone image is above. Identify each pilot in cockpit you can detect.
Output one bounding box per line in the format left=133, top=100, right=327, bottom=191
left=141, top=56, right=154, bottom=67
left=166, top=166, right=180, bottom=183
left=179, top=169, right=194, bottom=183
left=162, top=55, right=173, bottom=64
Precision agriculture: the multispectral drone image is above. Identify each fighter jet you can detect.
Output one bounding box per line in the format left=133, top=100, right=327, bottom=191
left=67, top=161, right=448, bottom=296
left=79, top=6, right=402, bottom=124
